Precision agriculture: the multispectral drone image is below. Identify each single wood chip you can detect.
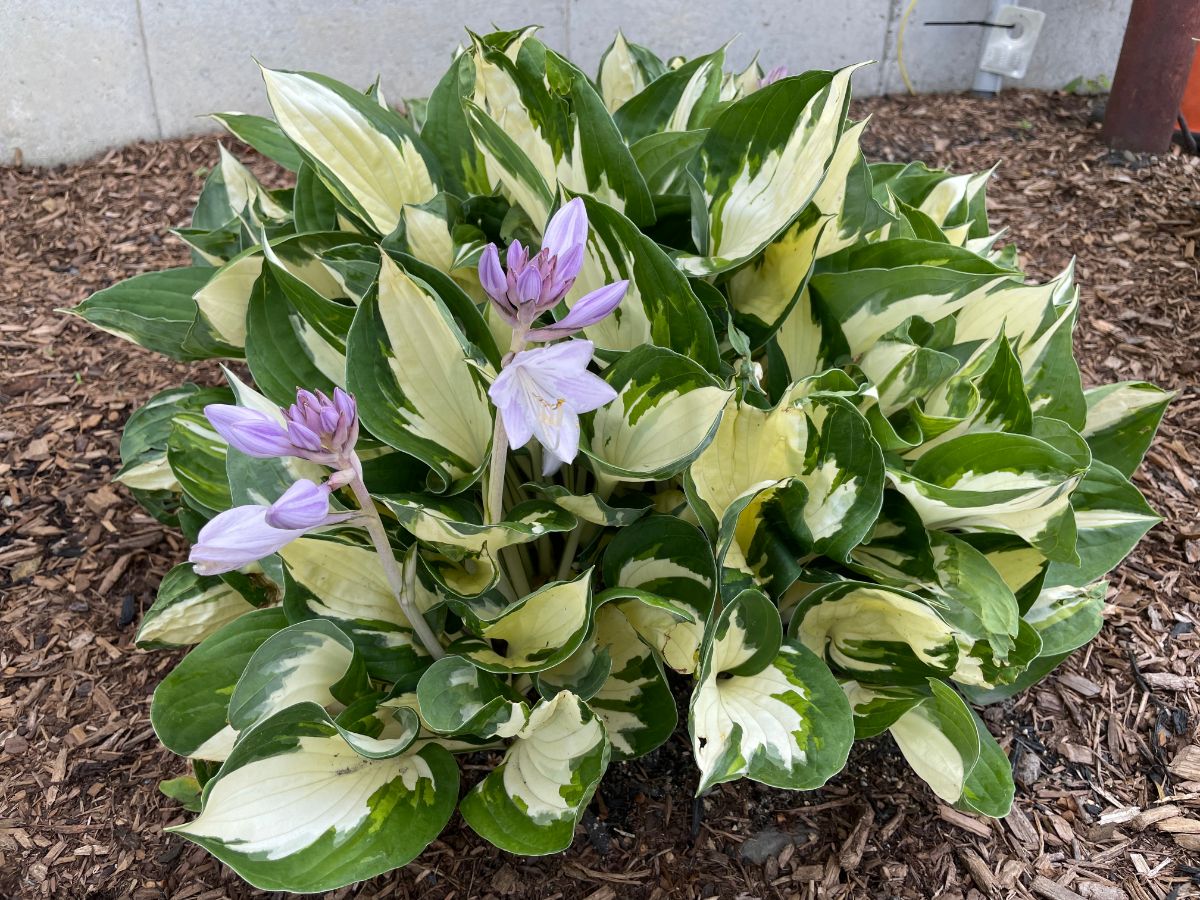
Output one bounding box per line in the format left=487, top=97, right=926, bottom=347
left=1154, top=816, right=1200, bottom=834
left=956, top=847, right=999, bottom=898
left=1076, top=882, right=1130, bottom=900
left=1031, top=874, right=1086, bottom=900
left=1169, top=746, right=1200, bottom=781
left=1130, top=804, right=1179, bottom=830
left=838, top=804, right=875, bottom=871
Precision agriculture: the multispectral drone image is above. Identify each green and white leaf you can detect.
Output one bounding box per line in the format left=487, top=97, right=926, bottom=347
left=137, top=564, right=261, bottom=649
left=378, top=495, right=576, bottom=554
left=690, top=589, right=853, bottom=792
left=1081, top=381, right=1172, bottom=477
left=459, top=691, right=609, bottom=855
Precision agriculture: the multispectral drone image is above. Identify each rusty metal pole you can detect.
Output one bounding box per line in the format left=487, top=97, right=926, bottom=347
left=1103, top=0, right=1200, bottom=153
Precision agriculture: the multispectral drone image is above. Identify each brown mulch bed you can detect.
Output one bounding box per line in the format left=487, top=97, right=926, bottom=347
left=1, top=90, right=1198, bottom=900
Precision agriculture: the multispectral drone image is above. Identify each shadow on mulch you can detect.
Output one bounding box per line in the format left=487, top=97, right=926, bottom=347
left=1, top=90, right=1198, bottom=900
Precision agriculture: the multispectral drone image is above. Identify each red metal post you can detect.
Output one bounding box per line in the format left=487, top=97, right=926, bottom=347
left=1103, top=0, right=1200, bottom=153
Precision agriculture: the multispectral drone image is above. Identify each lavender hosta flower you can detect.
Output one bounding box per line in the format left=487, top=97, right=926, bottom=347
left=761, top=65, right=788, bottom=87
left=525, top=279, right=628, bottom=342
left=204, top=386, right=359, bottom=467
left=477, top=198, right=600, bottom=331
left=488, top=340, right=617, bottom=475
left=190, top=479, right=353, bottom=575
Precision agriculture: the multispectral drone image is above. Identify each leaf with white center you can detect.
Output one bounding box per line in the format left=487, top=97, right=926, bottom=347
left=452, top=571, right=593, bottom=674
left=726, top=207, right=831, bottom=349
left=563, top=196, right=719, bottom=370
left=811, top=119, right=891, bottom=257
left=116, top=384, right=231, bottom=519
left=678, top=66, right=859, bottom=276
left=466, top=38, right=653, bottom=227
left=790, top=581, right=961, bottom=685
left=72, top=267, right=235, bottom=361
left=245, top=260, right=353, bottom=405
left=216, top=145, right=289, bottom=224
left=603, top=515, right=717, bottom=675
left=227, top=620, right=371, bottom=731
left=459, top=691, right=609, bottom=854
left=377, top=495, right=576, bottom=554
left=1081, top=382, right=1172, bottom=477
left=614, top=49, right=725, bottom=145
left=260, top=67, right=439, bottom=234
left=888, top=680, right=1013, bottom=817
left=169, top=702, right=458, bottom=892
left=1042, top=460, right=1160, bottom=589
left=842, top=680, right=930, bottom=739
left=279, top=536, right=435, bottom=685
left=887, top=432, right=1087, bottom=562
left=151, top=607, right=290, bottom=759
left=629, top=129, right=708, bottom=195
left=347, top=253, right=494, bottom=492
left=416, top=655, right=528, bottom=738
left=210, top=112, right=304, bottom=171
left=167, top=411, right=232, bottom=515
left=524, top=483, right=652, bottom=527
left=597, top=30, right=666, bottom=114
left=690, top=589, right=853, bottom=792
left=687, top=390, right=883, bottom=582
left=192, top=232, right=358, bottom=349
left=136, top=564, right=260, bottom=649
left=584, top=345, right=732, bottom=481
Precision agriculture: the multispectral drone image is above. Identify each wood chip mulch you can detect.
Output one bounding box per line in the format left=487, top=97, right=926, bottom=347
left=1, top=90, right=1198, bottom=900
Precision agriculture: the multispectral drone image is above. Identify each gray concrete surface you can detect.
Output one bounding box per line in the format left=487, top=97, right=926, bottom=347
left=1, top=0, right=1131, bottom=166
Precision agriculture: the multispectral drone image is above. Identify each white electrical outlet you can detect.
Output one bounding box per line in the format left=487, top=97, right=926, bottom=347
left=980, top=5, right=1046, bottom=79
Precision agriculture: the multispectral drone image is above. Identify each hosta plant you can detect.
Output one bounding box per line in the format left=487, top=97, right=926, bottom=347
left=76, top=27, right=1170, bottom=892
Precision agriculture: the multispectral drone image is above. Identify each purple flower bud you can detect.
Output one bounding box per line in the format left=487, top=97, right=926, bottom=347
left=542, top=198, right=588, bottom=259
left=761, top=65, right=788, bottom=87
left=506, top=240, right=528, bottom=274
left=333, top=386, right=356, bottom=421
left=264, top=479, right=331, bottom=529
left=479, top=243, right=507, bottom=300
left=551, top=242, right=585, bottom=292
left=204, top=404, right=295, bottom=459
left=526, top=280, right=628, bottom=342
left=190, top=505, right=309, bottom=576
left=287, top=419, right=324, bottom=453
left=515, top=266, right=543, bottom=306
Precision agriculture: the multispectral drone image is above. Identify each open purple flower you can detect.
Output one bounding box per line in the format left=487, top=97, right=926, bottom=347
left=487, top=340, right=617, bottom=475
left=189, top=479, right=353, bottom=575
left=477, top=198, right=628, bottom=339
left=204, top=386, right=359, bottom=468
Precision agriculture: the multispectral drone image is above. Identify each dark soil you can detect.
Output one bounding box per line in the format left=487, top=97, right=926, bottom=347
left=2, top=90, right=1198, bottom=900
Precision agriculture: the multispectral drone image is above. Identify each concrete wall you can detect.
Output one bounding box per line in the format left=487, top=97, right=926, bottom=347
left=2, top=0, right=1131, bottom=166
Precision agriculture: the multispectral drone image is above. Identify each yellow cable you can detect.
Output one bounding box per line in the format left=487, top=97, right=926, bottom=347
left=897, top=0, right=918, bottom=95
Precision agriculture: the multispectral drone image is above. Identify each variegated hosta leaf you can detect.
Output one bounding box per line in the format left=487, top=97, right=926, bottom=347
left=378, top=495, right=575, bottom=555
left=679, top=66, right=859, bottom=276
left=563, top=196, right=720, bottom=370
left=227, top=619, right=371, bottom=731
left=451, top=571, right=592, bottom=674
left=279, top=536, right=435, bottom=685
left=245, top=259, right=353, bottom=405
left=151, top=607, right=290, bottom=760
left=790, top=581, right=962, bottom=685
left=459, top=691, right=609, bottom=855
left=1042, top=460, right=1160, bottom=589
left=726, top=207, right=830, bottom=349
left=887, top=431, right=1087, bottom=562
left=690, top=589, right=853, bottom=792
left=887, top=680, right=1014, bottom=817
left=613, top=49, right=725, bottom=145
left=422, top=50, right=490, bottom=196
left=136, top=564, right=261, bottom=649
left=842, top=680, right=929, bottom=739
left=629, top=129, right=708, bottom=196
left=167, top=410, right=232, bottom=515
left=603, top=514, right=717, bottom=674
left=260, top=66, right=439, bottom=234
left=192, top=232, right=356, bottom=350
left=871, top=161, right=992, bottom=245
left=215, top=145, right=290, bottom=227
left=73, top=267, right=233, bottom=361
left=597, top=30, right=666, bottom=114
left=687, top=390, right=884, bottom=579
left=168, top=702, right=458, bottom=893
left=962, top=580, right=1107, bottom=705
left=416, top=655, right=528, bottom=738
left=584, top=345, right=732, bottom=481
left=539, top=591, right=688, bottom=760
left=346, top=253, right=494, bottom=492
left=525, top=482, right=652, bottom=527
left=1081, top=381, right=1172, bottom=477
left=209, top=111, right=304, bottom=171
left=465, top=36, right=652, bottom=228
left=116, top=384, right=232, bottom=520
left=810, top=119, right=887, bottom=257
